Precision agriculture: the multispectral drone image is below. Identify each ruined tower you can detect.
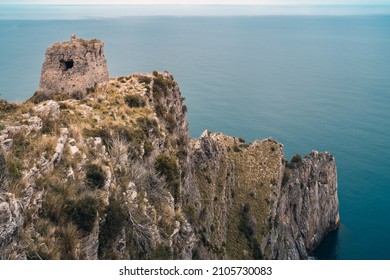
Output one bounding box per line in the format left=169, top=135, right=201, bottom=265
left=38, top=35, right=109, bottom=96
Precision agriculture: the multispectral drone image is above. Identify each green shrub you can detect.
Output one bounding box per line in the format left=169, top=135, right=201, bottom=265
left=0, top=99, right=18, bottom=112
left=138, top=76, right=152, bottom=84
left=9, top=131, right=30, bottom=158
left=27, top=91, right=50, bottom=104
left=143, top=141, right=153, bottom=157
left=125, top=95, right=145, bottom=108
left=176, top=147, right=187, bottom=160
left=151, top=244, right=172, bottom=260
left=6, top=157, right=23, bottom=180
left=85, top=163, right=106, bottom=189
left=86, top=86, right=96, bottom=94
left=58, top=224, right=80, bottom=259
left=41, top=116, right=59, bottom=135
left=282, top=171, right=290, bottom=186
left=239, top=203, right=263, bottom=260
left=70, top=91, right=84, bottom=100
left=291, top=153, right=302, bottom=163
left=83, top=127, right=111, bottom=148
left=184, top=205, right=197, bottom=224
left=43, top=192, right=66, bottom=223
left=165, top=113, right=176, bottom=133
left=154, top=103, right=166, bottom=118
left=136, top=117, right=158, bottom=135
left=40, top=176, right=75, bottom=223
left=155, top=154, right=179, bottom=185
left=98, top=196, right=127, bottom=259
left=155, top=154, right=180, bottom=200
left=153, top=74, right=169, bottom=97
left=69, top=196, right=99, bottom=233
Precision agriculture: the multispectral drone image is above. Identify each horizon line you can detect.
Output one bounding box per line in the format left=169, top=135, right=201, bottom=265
left=2, top=3, right=390, bottom=6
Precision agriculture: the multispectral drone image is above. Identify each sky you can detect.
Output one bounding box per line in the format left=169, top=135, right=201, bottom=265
left=1, top=0, right=390, bottom=5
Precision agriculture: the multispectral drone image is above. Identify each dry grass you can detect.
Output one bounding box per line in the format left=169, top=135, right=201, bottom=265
left=3, top=73, right=188, bottom=259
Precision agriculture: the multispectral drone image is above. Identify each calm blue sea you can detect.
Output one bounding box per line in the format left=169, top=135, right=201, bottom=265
left=1, top=5, right=390, bottom=260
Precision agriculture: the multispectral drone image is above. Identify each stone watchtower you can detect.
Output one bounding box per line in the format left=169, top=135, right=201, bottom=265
left=38, top=35, right=109, bottom=96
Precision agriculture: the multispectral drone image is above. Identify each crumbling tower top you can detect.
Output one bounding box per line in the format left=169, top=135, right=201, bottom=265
left=38, top=35, right=109, bottom=96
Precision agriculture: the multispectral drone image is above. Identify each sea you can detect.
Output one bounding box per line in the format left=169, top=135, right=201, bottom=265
left=1, top=5, right=390, bottom=260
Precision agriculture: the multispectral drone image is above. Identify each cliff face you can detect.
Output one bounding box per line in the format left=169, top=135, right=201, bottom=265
left=1, top=72, right=197, bottom=260
left=264, top=152, right=339, bottom=259
left=188, top=132, right=283, bottom=259
left=188, top=133, right=339, bottom=259
left=0, top=39, right=339, bottom=260
left=0, top=73, right=339, bottom=260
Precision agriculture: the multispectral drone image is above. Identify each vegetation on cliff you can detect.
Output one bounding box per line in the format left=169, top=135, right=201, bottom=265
left=0, top=44, right=339, bottom=260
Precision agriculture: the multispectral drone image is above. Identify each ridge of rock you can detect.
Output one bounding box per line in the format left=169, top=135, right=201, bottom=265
left=0, top=38, right=339, bottom=260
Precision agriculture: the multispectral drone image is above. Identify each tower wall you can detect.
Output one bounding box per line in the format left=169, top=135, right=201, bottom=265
left=38, top=36, right=109, bottom=96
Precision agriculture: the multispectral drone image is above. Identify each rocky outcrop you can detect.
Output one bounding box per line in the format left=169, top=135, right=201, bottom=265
left=34, top=100, right=60, bottom=120
left=38, top=35, right=109, bottom=96
left=262, top=152, right=339, bottom=259
left=0, top=151, right=25, bottom=260
left=187, top=133, right=339, bottom=260
left=188, top=132, right=284, bottom=259
left=0, top=193, right=25, bottom=260
left=0, top=37, right=339, bottom=260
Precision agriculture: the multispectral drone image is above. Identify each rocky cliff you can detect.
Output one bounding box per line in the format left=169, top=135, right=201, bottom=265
left=0, top=39, right=339, bottom=260
left=187, top=132, right=339, bottom=260
left=264, top=151, right=339, bottom=259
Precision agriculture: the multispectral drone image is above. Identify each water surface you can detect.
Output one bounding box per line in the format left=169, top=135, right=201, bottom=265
left=1, top=5, right=390, bottom=259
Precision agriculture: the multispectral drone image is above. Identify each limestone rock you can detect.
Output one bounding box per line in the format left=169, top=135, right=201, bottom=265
left=69, top=145, right=80, bottom=155
left=188, top=133, right=339, bottom=260
left=34, top=100, right=60, bottom=119
left=27, top=116, right=43, bottom=130
left=51, top=128, right=69, bottom=165
left=67, top=167, right=75, bottom=181
left=1, top=139, right=13, bottom=151
left=0, top=193, right=24, bottom=260
left=262, top=151, right=339, bottom=259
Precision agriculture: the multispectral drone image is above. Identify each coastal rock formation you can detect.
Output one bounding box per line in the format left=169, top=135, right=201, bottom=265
left=188, top=133, right=339, bottom=259
left=0, top=37, right=339, bottom=260
left=38, top=35, right=109, bottom=97
left=263, top=152, right=339, bottom=259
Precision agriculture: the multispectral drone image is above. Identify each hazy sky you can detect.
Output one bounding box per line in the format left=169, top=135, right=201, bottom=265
left=2, top=0, right=390, bottom=4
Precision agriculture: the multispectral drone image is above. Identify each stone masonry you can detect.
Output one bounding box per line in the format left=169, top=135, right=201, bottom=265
left=38, top=35, right=109, bottom=96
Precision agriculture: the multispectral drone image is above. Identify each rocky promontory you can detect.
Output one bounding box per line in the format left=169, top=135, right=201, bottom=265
left=0, top=37, right=339, bottom=260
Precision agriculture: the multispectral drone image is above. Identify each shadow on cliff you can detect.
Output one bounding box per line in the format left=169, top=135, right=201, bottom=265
left=311, top=227, right=340, bottom=260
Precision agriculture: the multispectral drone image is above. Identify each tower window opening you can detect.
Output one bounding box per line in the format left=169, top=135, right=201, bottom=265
left=60, top=59, right=74, bottom=71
